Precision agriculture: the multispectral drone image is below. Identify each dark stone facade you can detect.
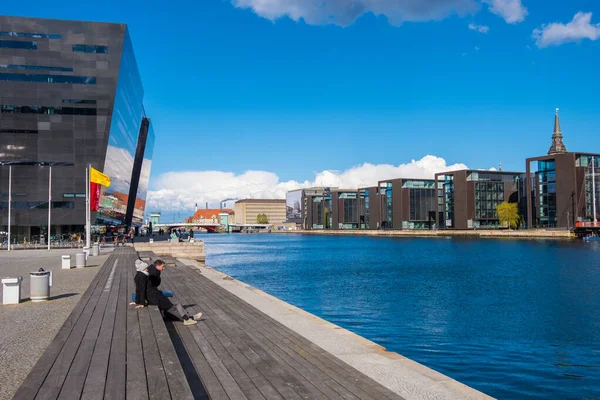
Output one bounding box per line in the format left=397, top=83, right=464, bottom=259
left=0, top=16, right=153, bottom=240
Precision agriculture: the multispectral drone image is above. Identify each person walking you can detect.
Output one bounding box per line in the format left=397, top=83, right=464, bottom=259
left=147, top=260, right=202, bottom=325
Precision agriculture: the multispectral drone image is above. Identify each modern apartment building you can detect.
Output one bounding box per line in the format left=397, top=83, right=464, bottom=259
left=378, top=178, right=437, bottom=230
left=435, top=170, right=523, bottom=229
left=304, top=189, right=361, bottom=230
left=525, top=110, right=600, bottom=229
left=235, top=199, right=286, bottom=225
left=0, top=16, right=154, bottom=240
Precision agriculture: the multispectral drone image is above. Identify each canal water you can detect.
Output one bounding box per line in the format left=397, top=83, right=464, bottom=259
left=197, top=233, right=600, bottom=399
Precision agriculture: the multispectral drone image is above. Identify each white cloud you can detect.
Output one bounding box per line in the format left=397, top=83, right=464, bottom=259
left=533, top=12, right=600, bottom=48
left=232, top=0, right=480, bottom=26
left=469, top=23, right=489, bottom=33
left=146, top=155, right=468, bottom=212
left=482, top=0, right=527, bottom=23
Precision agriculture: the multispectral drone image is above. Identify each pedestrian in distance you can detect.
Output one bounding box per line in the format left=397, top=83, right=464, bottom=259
left=147, top=259, right=202, bottom=325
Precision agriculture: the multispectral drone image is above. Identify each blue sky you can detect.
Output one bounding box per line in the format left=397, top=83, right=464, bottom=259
left=3, top=0, right=600, bottom=211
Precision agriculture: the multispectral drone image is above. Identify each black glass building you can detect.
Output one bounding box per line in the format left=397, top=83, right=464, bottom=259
left=0, top=16, right=154, bottom=241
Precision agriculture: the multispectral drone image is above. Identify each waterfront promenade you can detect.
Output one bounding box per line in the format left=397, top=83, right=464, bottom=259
left=3, top=244, right=491, bottom=399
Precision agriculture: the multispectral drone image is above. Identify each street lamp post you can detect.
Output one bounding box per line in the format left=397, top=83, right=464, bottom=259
left=7, top=165, right=11, bottom=251
left=48, top=165, right=52, bottom=251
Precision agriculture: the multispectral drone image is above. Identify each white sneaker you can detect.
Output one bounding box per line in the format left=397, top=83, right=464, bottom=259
left=183, top=319, right=198, bottom=326
left=193, top=312, right=203, bottom=321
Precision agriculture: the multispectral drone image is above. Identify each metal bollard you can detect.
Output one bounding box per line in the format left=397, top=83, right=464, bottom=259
left=75, top=252, right=86, bottom=268
left=2, top=277, right=23, bottom=305
left=149, top=238, right=154, bottom=244
left=91, top=244, right=99, bottom=256
left=83, top=247, right=90, bottom=260
left=61, top=255, right=71, bottom=270
left=30, top=269, right=51, bottom=302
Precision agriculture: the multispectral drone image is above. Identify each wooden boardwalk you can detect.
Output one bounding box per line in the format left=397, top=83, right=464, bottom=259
left=15, top=247, right=405, bottom=399
left=13, top=248, right=192, bottom=400
left=147, top=254, right=405, bottom=400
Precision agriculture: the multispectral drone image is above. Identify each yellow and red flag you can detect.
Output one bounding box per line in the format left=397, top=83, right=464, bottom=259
left=90, top=168, right=110, bottom=211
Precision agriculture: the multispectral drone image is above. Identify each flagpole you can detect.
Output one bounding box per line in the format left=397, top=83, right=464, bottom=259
left=7, top=165, right=11, bottom=252
left=86, top=166, right=91, bottom=249
left=48, top=165, right=52, bottom=251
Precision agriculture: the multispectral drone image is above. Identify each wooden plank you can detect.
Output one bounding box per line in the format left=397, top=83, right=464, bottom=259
left=80, top=254, right=124, bottom=400
left=183, top=267, right=391, bottom=399
left=161, top=275, right=299, bottom=400
left=12, top=252, right=117, bottom=400
left=139, top=307, right=171, bottom=400
left=163, top=269, right=334, bottom=400
left=104, top=249, right=130, bottom=400
left=168, top=319, right=228, bottom=400
left=57, top=258, right=118, bottom=399
left=34, top=254, right=121, bottom=400
left=148, top=306, right=194, bottom=400
left=124, top=250, right=149, bottom=400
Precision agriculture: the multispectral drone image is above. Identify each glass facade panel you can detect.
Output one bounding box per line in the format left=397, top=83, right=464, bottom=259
left=537, top=159, right=557, bottom=227
left=409, top=188, right=436, bottom=225
left=73, top=44, right=108, bottom=54
left=0, top=40, right=37, bottom=49
left=584, top=157, right=600, bottom=221
left=97, top=29, right=144, bottom=226
left=474, top=182, right=504, bottom=220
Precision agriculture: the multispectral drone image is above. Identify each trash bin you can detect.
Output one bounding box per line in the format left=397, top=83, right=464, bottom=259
left=75, top=252, right=86, bottom=268
left=83, top=247, right=90, bottom=260
left=2, top=277, right=23, bottom=305
left=30, top=269, right=51, bottom=302
left=91, top=244, right=99, bottom=256
left=62, top=255, right=71, bottom=270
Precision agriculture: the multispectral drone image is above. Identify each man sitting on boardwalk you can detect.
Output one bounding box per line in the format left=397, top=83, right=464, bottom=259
left=147, top=259, right=202, bottom=325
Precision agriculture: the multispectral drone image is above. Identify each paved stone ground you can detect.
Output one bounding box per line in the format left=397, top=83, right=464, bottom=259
left=0, top=248, right=113, bottom=400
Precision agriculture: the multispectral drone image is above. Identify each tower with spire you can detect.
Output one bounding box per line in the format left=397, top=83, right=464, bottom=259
left=548, top=108, right=568, bottom=155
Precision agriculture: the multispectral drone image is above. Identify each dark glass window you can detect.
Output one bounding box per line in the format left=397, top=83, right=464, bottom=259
left=0, top=128, right=38, bottom=134
left=73, top=44, right=108, bottom=54
left=0, top=40, right=37, bottom=49
left=0, top=72, right=96, bottom=84
left=1, top=105, right=97, bottom=116
left=0, top=201, right=74, bottom=209
left=62, top=99, right=97, bottom=104
left=0, top=32, right=60, bottom=39
left=0, top=64, right=73, bottom=72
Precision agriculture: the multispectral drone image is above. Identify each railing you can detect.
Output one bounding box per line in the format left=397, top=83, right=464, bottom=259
left=575, top=221, right=600, bottom=228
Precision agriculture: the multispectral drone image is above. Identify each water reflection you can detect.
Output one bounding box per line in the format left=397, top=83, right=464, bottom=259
left=199, top=234, right=600, bottom=399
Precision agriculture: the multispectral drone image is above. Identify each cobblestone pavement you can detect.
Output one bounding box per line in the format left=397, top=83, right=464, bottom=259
left=0, top=247, right=113, bottom=400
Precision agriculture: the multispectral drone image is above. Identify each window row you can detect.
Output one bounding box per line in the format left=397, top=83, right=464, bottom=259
left=0, top=128, right=38, bottom=134
left=73, top=44, right=108, bottom=54
left=0, top=64, right=73, bottom=72
left=63, top=193, right=86, bottom=198
left=0, top=31, right=60, bottom=39
left=0, top=72, right=96, bottom=84
left=0, top=40, right=37, bottom=49
left=0, top=201, right=74, bottom=209
left=1, top=105, right=97, bottom=116
left=62, top=99, right=96, bottom=104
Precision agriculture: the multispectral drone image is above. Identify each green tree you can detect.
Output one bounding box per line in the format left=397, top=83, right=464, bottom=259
left=257, top=213, right=269, bottom=224
left=496, top=202, right=521, bottom=229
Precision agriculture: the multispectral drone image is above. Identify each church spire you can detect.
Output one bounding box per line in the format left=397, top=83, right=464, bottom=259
left=548, top=108, right=568, bottom=155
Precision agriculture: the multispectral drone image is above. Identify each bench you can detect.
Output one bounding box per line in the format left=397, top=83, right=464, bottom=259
left=143, top=253, right=405, bottom=400
left=13, top=248, right=192, bottom=400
